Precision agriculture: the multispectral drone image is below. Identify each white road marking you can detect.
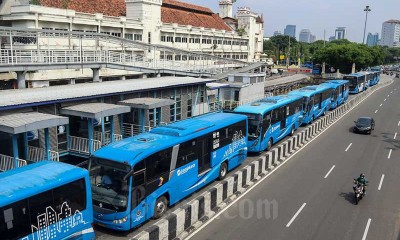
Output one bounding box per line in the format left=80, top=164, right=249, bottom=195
left=398, top=121, right=400, bottom=127
left=388, top=149, right=392, bottom=159
left=286, top=203, right=307, bottom=227
left=379, top=104, right=382, bottom=107
left=362, top=218, right=372, bottom=240
left=345, top=143, right=352, bottom=152
left=391, top=91, right=393, bottom=93
left=384, top=99, right=387, bottom=101
left=394, top=132, right=397, bottom=140
left=378, top=174, right=385, bottom=190
left=374, top=110, right=378, bottom=114
left=324, top=165, right=335, bottom=179
left=387, top=94, right=390, bottom=97
left=185, top=83, right=391, bottom=240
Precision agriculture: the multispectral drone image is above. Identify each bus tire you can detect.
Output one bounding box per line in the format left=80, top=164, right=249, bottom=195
left=218, top=162, right=228, bottom=180
left=290, top=125, right=295, bottom=136
left=268, top=138, right=273, bottom=150
left=153, top=196, right=168, bottom=219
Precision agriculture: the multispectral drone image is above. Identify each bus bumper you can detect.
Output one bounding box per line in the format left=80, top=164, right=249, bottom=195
left=94, top=217, right=131, bottom=231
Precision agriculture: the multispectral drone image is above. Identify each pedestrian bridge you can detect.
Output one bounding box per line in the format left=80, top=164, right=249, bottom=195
left=0, top=27, right=252, bottom=86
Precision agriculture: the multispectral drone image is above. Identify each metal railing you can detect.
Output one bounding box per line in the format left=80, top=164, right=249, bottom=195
left=0, top=154, right=27, bottom=172
left=93, top=131, right=123, bottom=145
left=69, top=136, right=101, bottom=155
left=122, top=123, right=153, bottom=137
left=27, top=146, right=59, bottom=162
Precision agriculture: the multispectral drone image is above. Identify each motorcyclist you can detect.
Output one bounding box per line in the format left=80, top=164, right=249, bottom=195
left=354, top=173, right=368, bottom=195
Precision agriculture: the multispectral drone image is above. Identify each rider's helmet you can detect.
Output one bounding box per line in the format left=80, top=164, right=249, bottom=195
left=360, top=173, right=365, bottom=178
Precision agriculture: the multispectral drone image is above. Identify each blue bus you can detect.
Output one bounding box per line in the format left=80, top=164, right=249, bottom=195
left=288, top=85, right=332, bottom=124
left=0, top=161, right=95, bottom=240
left=359, top=71, right=375, bottom=89
left=232, top=95, right=303, bottom=153
left=321, top=80, right=350, bottom=109
left=344, top=73, right=366, bottom=94
left=369, top=71, right=381, bottom=86
left=88, top=112, right=248, bottom=231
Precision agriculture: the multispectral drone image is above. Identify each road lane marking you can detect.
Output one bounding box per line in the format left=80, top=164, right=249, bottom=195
left=374, top=110, right=378, bottom=113
left=391, top=91, right=393, bottom=93
left=379, top=104, right=382, bottom=107
left=387, top=94, right=390, bottom=97
left=378, top=174, right=385, bottom=190
left=394, top=132, right=397, bottom=140
left=398, top=121, right=400, bottom=126
left=362, top=218, right=372, bottom=240
left=185, top=86, right=390, bottom=239
left=345, top=143, right=352, bottom=152
left=324, top=165, right=335, bottom=179
left=388, top=149, right=392, bottom=159
left=286, top=203, right=307, bottom=227
left=384, top=99, right=387, bottom=101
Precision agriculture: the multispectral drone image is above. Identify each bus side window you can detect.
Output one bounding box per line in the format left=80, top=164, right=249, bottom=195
left=131, top=169, right=146, bottom=209
left=176, top=141, right=197, bottom=168
left=0, top=200, right=31, bottom=239
left=28, top=190, right=54, bottom=225
left=53, top=179, right=86, bottom=213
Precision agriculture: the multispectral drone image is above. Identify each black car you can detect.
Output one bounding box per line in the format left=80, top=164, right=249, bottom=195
left=353, top=117, right=375, bottom=134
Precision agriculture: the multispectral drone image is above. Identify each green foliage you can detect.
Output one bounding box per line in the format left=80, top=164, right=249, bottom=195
left=236, top=28, right=246, bottom=36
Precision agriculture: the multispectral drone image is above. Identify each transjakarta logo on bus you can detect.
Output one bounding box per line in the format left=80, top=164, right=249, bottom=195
left=177, top=164, right=196, bottom=176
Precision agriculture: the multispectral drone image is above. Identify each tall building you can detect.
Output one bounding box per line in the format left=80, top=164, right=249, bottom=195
left=273, top=31, right=282, bottom=36
left=380, top=19, right=400, bottom=47
left=335, top=27, right=346, bottom=40
left=366, top=33, right=379, bottom=46
left=299, top=29, right=312, bottom=43
left=284, top=25, right=296, bottom=38
left=310, top=34, right=316, bottom=43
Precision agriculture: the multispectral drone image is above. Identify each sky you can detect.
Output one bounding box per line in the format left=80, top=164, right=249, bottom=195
left=181, top=0, right=400, bottom=43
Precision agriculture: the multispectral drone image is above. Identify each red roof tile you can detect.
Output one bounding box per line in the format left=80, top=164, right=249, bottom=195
left=37, top=0, right=231, bottom=31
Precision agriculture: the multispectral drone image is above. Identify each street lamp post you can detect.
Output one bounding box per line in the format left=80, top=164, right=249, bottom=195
left=362, top=5, right=371, bottom=44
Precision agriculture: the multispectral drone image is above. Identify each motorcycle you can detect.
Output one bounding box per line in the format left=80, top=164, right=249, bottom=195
left=353, top=180, right=365, bottom=205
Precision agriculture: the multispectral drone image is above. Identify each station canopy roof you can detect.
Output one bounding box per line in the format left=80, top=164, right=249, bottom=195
left=0, top=112, right=69, bottom=134
left=118, top=98, right=175, bottom=110
left=60, top=103, right=130, bottom=119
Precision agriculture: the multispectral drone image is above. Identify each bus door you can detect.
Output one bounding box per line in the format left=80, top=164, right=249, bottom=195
left=318, top=93, right=323, bottom=109
left=261, top=112, right=271, bottom=141
left=130, top=167, right=147, bottom=227
left=280, top=106, right=288, bottom=130
left=197, top=135, right=211, bottom=174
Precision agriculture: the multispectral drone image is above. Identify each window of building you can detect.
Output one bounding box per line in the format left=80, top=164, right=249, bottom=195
left=161, top=35, right=166, bottom=42
left=166, top=36, right=174, bottom=42
left=202, top=38, right=207, bottom=44
left=207, top=39, right=212, bottom=44
left=148, top=32, right=151, bottom=44
left=189, top=38, right=194, bottom=43
left=125, top=33, right=133, bottom=40
left=134, top=34, right=142, bottom=41
left=195, top=38, right=200, bottom=43
left=175, top=55, right=181, bottom=61
left=101, top=31, right=111, bottom=35
left=111, top=32, right=121, bottom=37
left=175, top=37, right=182, bottom=43
left=182, top=37, right=188, bottom=43
left=187, top=95, right=192, bottom=118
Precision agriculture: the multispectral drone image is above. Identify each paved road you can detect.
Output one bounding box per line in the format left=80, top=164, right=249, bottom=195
left=95, top=76, right=397, bottom=239
left=188, top=76, right=400, bottom=240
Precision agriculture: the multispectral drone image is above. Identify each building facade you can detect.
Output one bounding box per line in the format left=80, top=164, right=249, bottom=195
left=335, top=27, right=346, bottom=40
left=380, top=20, right=400, bottom=47
left=0, top=0, right=264, bottom=85
left=366, top=33, right=379, bottom=46
left=299, top=29, right=311, bottom=43
left=273, top=30, right=282, bottom=36
left=284, top=25, right=296, bottom=38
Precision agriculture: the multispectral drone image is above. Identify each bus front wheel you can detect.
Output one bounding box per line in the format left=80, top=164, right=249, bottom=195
left=290, top=126, right=295, bottom=136
left=153, top=196, right=168, bottom=219
left=218, top=162, right=228, bottom=180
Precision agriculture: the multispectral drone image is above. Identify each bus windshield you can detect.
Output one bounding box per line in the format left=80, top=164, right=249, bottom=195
left=89, top=157, right=131, bottom=212
left=344, top=76, right=358, bottom=87
left=244, top=113, right=261, bottom=140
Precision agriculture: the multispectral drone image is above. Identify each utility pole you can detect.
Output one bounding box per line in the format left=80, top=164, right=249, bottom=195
left=286, top=36, right=290, bottom=69
left=362, top=6, right=371, bottom=44
left=323, top=29, right=326, bottom=47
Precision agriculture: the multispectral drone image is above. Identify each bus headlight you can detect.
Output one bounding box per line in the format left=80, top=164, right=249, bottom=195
left=113, top=216, right=128, bottom=224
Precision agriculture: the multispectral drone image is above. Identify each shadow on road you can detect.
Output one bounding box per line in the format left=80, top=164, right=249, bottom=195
left=339, top=192, right=356, bottom=205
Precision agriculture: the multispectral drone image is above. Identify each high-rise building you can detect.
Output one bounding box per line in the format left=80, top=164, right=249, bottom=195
left=366, top=33, right=379, bottom=46
left=335, top=27, right=346, bottom=40
left=380, top=20, right=400, bottom=47
left=299, top=29, right=312, bottom=43
left=284, top=25, right=296, bottom=38
left=310, top=35, right=316, bottom=43
left=273, top=31, right=282, bottom=36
